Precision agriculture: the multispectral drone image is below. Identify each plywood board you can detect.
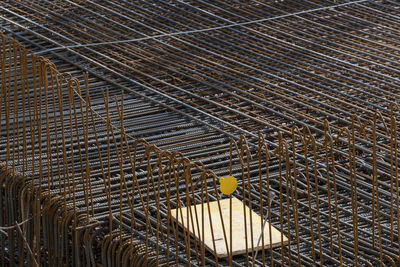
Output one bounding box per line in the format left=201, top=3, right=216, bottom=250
left=170, top=197, right=288, bottom=257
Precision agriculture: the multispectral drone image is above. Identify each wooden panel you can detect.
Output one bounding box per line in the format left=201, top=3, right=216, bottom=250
left=170, top=197, right=288, bottom=258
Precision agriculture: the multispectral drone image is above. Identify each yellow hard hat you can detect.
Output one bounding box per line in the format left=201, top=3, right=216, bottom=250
left=219, top=176, right=238, bottom=195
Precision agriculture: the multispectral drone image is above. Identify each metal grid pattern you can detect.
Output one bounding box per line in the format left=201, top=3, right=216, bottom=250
left=1, top=1, right=400, bottom=266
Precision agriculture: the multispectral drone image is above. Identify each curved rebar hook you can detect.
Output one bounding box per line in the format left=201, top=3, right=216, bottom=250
left=351, top=114, right=375, bottom=140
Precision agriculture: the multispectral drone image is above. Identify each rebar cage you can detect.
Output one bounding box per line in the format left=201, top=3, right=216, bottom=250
left=1, top=31, right=400, bottom=266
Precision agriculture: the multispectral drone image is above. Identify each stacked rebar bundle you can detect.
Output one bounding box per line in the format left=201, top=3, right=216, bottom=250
left=1, top=0, right=400, bottom=266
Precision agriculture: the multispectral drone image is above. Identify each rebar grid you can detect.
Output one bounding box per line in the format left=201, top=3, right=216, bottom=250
left=1, top=0, right=400, bottom=266
left=2, top=1, right=400, bottom=141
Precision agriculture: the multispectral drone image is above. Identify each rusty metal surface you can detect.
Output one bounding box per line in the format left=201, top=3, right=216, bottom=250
left=1, top=1, right=400, bottom=266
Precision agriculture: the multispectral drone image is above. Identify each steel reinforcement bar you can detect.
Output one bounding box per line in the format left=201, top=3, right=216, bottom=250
left=1, top=30, right=400, bottom=266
